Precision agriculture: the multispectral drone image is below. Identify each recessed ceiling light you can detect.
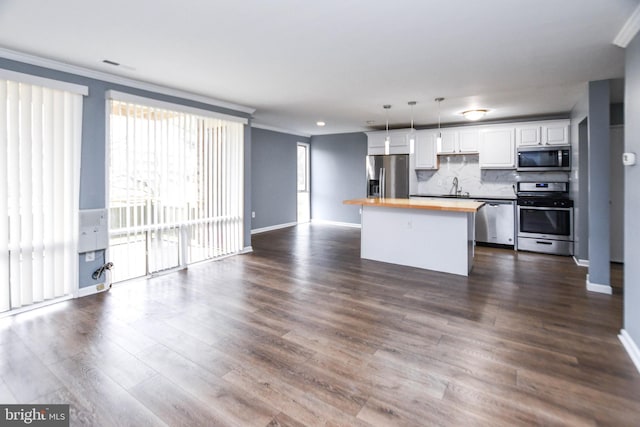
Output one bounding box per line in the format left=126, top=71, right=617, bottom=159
left=462, top=109, right=489, bottom=121
left=102, top=59, right=120, bottom=66
left=316, top=121, right=326, bottom=127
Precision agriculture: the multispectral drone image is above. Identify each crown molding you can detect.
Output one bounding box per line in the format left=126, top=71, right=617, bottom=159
left=613, top=4, right=640, bottom=48
left=251, top=122, right=311, bottom=138
left=0, top=46, right=256, bottom=115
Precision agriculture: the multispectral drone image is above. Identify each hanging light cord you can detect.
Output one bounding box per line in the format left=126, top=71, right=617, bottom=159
left=384, top=105, right=390, bottom=135
left=435, top=97, right=444, bottom=137
left=409, top=101, right=415, bottom=131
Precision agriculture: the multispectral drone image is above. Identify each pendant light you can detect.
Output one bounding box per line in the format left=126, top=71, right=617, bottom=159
left=408, top=101, right=416, bottom=154
left=435, top=97, right=444, bottom=146
left=383, top=104, right=391, bottom=155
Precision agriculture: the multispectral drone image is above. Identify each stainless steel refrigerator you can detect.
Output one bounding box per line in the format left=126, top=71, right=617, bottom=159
left=366, top=154, right=409, bottom=198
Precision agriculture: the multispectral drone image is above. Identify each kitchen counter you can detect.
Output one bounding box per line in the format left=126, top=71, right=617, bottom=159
left=410, top=194, right=516, bottom=201
left=343, top=197, right=484, bottom=276
left=344, top=197, right=484, bottom=212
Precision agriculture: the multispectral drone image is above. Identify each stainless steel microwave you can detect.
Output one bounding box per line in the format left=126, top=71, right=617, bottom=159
left=517, top=145, right=570, bottom=172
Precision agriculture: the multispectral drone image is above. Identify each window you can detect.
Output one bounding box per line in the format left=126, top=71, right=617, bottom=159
left=107, top=93, right=245, bottom=283
left=0, top=72, right=86, bottom=313
left=297, top=143, right=310, bottom=223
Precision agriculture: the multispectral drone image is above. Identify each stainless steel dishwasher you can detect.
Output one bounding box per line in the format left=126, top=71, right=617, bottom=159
left=475, top=199, right=515, bottom=246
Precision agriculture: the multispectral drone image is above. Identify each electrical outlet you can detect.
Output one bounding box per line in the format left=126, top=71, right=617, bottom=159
left=252, top=211, right=256, bottom=218
left=85, top=251, right=95, bottom=262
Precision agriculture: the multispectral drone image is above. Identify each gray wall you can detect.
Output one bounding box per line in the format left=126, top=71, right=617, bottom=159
left=611, top=102, right=624, bottom=125
left=587, top=80, right=611, bottom=286
left=310, top=132, right=367, bottom=224
left=0, top=57, right=252, bottom=287
left=570, top=89, right=589, bottom=261
left=624, top=35, right=640, bottom=346
left=250, top=127, right=310, bottom=230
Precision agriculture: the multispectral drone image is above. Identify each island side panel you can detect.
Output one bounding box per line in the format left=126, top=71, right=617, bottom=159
left=467, top=211, right=475, bottom=274
left=360, top=205, right=471, bottom=276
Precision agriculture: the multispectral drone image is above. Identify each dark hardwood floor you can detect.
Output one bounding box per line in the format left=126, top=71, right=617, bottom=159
left=1, top=223, right=639, bottom=426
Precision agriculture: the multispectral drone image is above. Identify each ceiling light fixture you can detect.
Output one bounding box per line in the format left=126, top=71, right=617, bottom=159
left=316, top=121, right=326, bottom=127
left=384, top=104, right=391, bottom=155
left=435, top=97, right=444, bottom=145
left=462, top=109, right=488, bottom=121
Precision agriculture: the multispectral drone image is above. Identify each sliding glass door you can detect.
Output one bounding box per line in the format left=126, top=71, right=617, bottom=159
left=107, top=95, right=244, bottom=283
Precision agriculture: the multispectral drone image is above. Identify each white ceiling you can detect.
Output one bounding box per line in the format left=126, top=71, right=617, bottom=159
left=0, top=0, right=636, bottom=136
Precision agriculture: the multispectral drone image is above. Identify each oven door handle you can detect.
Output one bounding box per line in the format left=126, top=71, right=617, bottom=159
left=517, top=206, right=572, bottom=211
left=535, top=241, right=553, bottom=245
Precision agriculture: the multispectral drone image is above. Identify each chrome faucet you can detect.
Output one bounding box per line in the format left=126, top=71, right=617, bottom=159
left=452, top=177, right=459, bottom=196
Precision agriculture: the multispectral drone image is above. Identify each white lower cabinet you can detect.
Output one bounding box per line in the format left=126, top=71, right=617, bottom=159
left=479, top=127, right=515, bottom=169
left=414, top=131, right=438, bottom=169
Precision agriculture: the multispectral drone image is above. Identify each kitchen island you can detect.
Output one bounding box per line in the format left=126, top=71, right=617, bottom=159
left=343, top=197, right=484, bottom=276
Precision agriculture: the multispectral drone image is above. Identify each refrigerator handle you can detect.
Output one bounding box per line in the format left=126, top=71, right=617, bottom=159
left=380, top=168, right=385, bottom=198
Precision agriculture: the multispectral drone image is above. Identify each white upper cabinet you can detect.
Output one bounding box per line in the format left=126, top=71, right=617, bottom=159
left=436, top=128, right=479, bottom=154
left=516, top=120, right=570, bottom=147
left=414, top=131, right=438, bottom=169
left=479, top=127, right=516, bottom=169
left=436, top=130, right=458, bottom=154
left=366, top=131, right=409, bottom=155
left=388, top=131, right=409, bottom=154
left=367, top=133, right=386, bottom=155
left=457, top=129, right=480, bottom=153
left=542, top=121, right=570, bottom=145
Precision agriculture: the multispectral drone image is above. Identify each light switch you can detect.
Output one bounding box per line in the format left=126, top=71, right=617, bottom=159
left=623, top=152, right=636, bottom=166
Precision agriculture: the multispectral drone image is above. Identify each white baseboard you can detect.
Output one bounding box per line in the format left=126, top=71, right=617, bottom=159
left=77, top=283, right=110, bottom=298
left=251, top=222, right=297, bottom=234
left=619, top=329, right=640, bottom=374
left=240, top=246, right=253, bottom=254
left=573, top=256, right=589, bottom=267
left=585, top=274, right=613, bottom=294
left=311, top=219, right=361, bottom=228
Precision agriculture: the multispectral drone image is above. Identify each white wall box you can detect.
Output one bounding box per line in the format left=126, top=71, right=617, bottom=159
left=414, top=131, right=438, bottom=169
left=479, top=127, right=516, bottom=169
left=436, top=128, right=479, bottom=154
left=79, top=209, right=108, bottom=253
left=516, top=120, right=570, bottom=146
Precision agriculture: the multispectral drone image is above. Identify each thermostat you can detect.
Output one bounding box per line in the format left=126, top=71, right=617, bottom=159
left=623, top=152, right=636, bottom=166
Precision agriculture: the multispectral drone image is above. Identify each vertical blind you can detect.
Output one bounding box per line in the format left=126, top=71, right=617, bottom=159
left=0, top=78, right=84, bottom=313
left=108, top=96, right=244, bottom=283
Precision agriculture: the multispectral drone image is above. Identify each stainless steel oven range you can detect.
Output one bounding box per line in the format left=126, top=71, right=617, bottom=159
left=516, top=182, right=574, bottom=256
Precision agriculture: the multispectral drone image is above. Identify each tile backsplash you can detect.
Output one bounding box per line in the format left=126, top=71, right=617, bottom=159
left=410, top=154, right=570, bottom=198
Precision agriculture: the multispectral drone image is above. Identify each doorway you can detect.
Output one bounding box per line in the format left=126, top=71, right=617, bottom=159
left=297, top=143, right=310, bottom=223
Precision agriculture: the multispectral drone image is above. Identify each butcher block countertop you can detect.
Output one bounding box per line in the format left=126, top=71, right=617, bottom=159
left=343, top=197, right=484, bottom=213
